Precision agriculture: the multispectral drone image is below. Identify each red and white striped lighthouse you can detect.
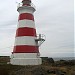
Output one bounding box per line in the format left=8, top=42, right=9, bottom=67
left=10, top=0, right=45, bottom=65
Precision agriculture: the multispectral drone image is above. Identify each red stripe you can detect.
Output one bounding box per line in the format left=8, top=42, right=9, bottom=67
left=13, top=45, right=39, bottom=53
left=19, top=13, right=34, bottom=21
left=16, top=27, right=36, bottom=37
left=23, top=4, right=31, bottom=6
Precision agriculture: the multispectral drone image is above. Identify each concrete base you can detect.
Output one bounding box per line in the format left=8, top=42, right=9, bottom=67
left=10, top=58, right=42, bottom=65
left=10, top=53, right=42, bottom=65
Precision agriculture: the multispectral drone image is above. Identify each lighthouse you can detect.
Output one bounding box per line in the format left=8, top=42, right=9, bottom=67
left=10, top=0, right=45, bottom=65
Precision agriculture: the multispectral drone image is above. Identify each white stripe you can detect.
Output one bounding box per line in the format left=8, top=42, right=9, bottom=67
left=15, top=36, right=37, bottom=46
left=11, top=53, right=40, bottom=58
left=18, top=7, right=34, bottom=14
left=18, top=20, right=35, bottom=28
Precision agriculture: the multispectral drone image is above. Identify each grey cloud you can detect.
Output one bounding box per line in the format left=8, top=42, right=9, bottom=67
left=0, top=0, right=74, bottom=57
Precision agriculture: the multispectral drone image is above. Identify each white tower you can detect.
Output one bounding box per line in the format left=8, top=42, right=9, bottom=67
left=10, top=0, right=45, bottom=65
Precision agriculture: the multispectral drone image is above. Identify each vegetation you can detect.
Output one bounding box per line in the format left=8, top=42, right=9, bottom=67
left=0, top=56, right=75, bottom=75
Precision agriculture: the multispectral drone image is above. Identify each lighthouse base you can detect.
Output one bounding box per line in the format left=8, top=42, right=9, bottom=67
left=10, top=53, right=42, bottom=65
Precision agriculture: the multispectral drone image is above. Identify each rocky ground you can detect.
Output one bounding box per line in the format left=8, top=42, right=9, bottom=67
left=0, top=56, right=75, bottom=75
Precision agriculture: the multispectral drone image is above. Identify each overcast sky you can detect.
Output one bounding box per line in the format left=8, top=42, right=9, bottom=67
left=0, top=0, right=74, bottom=57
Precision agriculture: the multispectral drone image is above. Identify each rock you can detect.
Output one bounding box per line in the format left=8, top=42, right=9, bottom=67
left=32, top=67, right=47, bottom=75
